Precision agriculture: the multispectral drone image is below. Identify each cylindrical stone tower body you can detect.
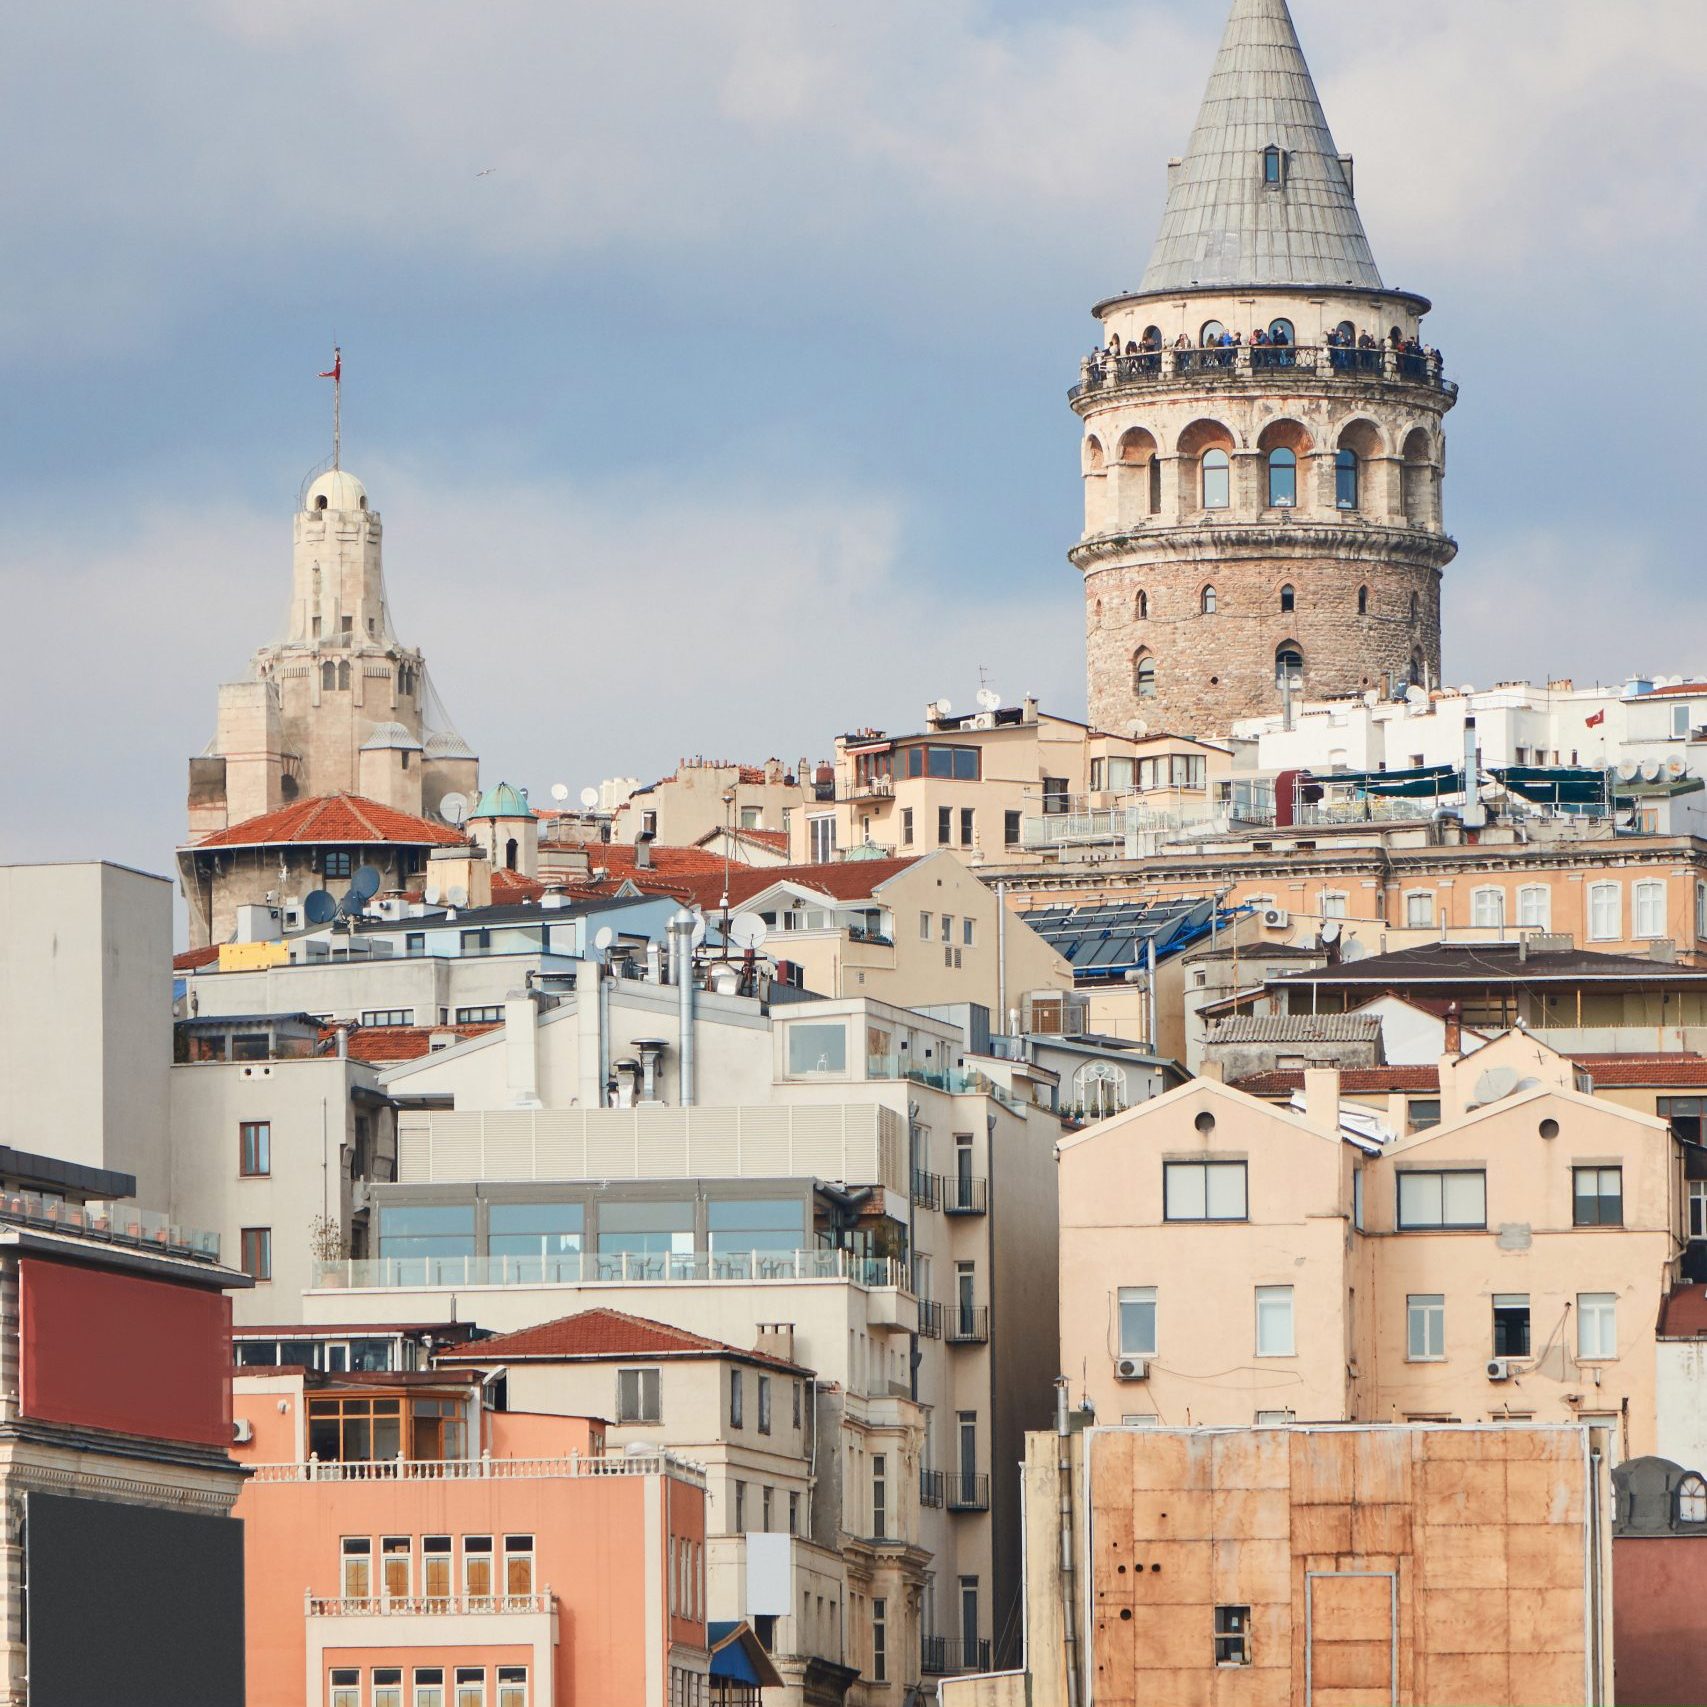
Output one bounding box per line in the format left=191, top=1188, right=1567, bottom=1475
left=1075, top=0, right=1457, bottom=739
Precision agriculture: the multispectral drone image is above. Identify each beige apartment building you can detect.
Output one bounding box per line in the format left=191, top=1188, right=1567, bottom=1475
left=614, top=759, right=815, bottom=847
left=1058, top=1029, right=1679, bottom=1457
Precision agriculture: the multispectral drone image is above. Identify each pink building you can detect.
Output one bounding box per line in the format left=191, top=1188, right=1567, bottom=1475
left=234, top=1365, right=710, bottom=1707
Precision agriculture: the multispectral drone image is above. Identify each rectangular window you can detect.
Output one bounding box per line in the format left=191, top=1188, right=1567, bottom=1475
left=1588, top=882, right=1621, bottom=941
left=414, top=1669, right=445, bottom=1707
left=1214, top=1605, right=1252, bottom=1667
left=1517, top=886, right=1551, bottom=930
left=405, top=931, right=427, bottom=957
left=1320, top=892, right=1349, bottom=920
left=1254, top=1286, right=1295, bottom=1357
left=454, top=1005, right=505, bottom=1024
left=375, top=1670, right=404, bottom=1707
left=1577, top=1292, right=1618, bottom=1360
left=1407, top=1099, right=1442, bottom=1133
left=463, top=1535, right=493, bottom=1602
left=730, top=1369, right=744, bottom=1429
left=793, top=1380, right=803, bottom=1429
left=1118, top=1286, right=1156, bottom=1356
left=1163, top=1160, right=1248, bottom=1221
left=1692, top=1179, right=1707, bottom=1239
left=382, top=1536, right=412, bottom=1599
left=423, top=1535, right=453, bottom=1602
left=497, top=1670, right=527, bottom=1707
left=456, top=1668, right=485, bottom=1707
left=617, top=1367, right=661, bottom=1423
left=238, top=1121, right=270, bottom=1177
left=504, top=1535, right=534, bottom=1596
left=1493, top=1294, right=1530, bottom=1358
left=734, top=1480, right=746, bottom=1532
left=459, top=929, right=490, bottom=955
left=331, top=1669, right=362, bottom=1707
left=324, top=851, right=353, bottom=879
left=786, top=1022, right=847, bottom=1075
left=789, top=1491, right=800, bottom=1535
left=873, top=1596, right=888, bottom=1682
left=1042, top=776, right=1070, bottom=814
left=1396, top=1169, right=1486, bottom=1230
left=1573, top=1166, right=1623, bottom=1227
left=1471, top=888, right=1505, bottom=928
left=919, top=910, right=932, bottom=941
left=937, top=806, right=952, bottom=846
left=959, top=807, right=974, bottom=847
left=758, top=1374, right=772, bottom=1435
left=1353, top=1168, right=1365, bottom=1231
left=809, top=816, right=836, bottom=862
left=963, top=917, right=975, bottom=947
left=1675, top=703, right=1693, bottom=740
left=1407, top=1294, right=1445, bottom=1360
left=1405, top=891, right=1434, bottom=928
left=901, top=808, right=914, bottom=846
left=1634, top=880, right=1667, bottom=939
left=240, top=1227, right=271, bottom=1281
left=872, top=1454, right=887, bottom=1538
left=340, top=1536, right=372, bottom=1600
left=1697, top=882, right=1707, bottom=941
left=762, top=1485, right=773, bottom=1532
left=361, top=1008, right=415, bottom=1027
left=1004, top=810, right=1022, bottom=848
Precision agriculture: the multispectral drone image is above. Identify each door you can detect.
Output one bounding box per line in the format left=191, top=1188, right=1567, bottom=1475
left=1306, top=1571, right=1396, bottom=1706
left=956, top=1261, right=975, bottom=1337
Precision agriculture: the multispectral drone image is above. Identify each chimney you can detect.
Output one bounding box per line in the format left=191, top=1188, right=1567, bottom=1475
left=755, top=1322, right=796, bottom=1364
left=1302, top=1067, right=1341, bottom=1135
left=635, top=835, right=654, bottom=869
left=1197, top=1059, right=1226, bottom=1084
left=1443, top=1002, right=1462, bottom=1057
left=1022, top=695, right=1039, bottom=724
left=504, top=989, right=543, bottom=1108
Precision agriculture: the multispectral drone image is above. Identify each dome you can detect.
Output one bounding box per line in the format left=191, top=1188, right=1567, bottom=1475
left=360, top=721, right=423, bottom=752
left=305, top=469, right=369, bottom=513
left=424, top=731, right=478, bottom=760
left=471, top=781, right=531, bottom=820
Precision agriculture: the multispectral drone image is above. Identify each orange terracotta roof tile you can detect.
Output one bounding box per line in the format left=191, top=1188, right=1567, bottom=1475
left=436, top=1306, right=810, bottom=1373
left=190, top=792, right=468, bottom=850
left=327, top=1022, right=501, bottom=1063
left=173, top=945, right=221, bottom=971
left=1231, top=1067, right=1442, bottom=1096
left=1572, top=1056, right=1707, bottom=1086
left=1658, top=1286, right=1707, bottom=1337
left=490, top=869, right=546, bottom=901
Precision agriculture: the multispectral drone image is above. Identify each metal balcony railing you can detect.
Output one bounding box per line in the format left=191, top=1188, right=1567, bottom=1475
left=916, top=1299, right=944, bottom=1339
left=1070, top=344, right=1454, bottom=400
left=911, top=1169, right=941, bottom=1211
left=943, top=1175, right=988, bottom=1216
left=945, top=1305, right=989, bottom=1345
left=922, top=1636, right=992, bottom=1674
left=919, top=1468, right=944, bottom=1508
left=945, top=1472, right=990, bottom=1512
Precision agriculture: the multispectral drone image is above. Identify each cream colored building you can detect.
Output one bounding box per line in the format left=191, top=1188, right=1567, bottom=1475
left=1059, top=1030, right=1680, bottom=1457
left=613, top=759, right=813, bottom=848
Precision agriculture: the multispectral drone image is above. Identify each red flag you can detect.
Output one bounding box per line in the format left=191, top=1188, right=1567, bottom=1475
left=1585, top=710, right=1605, bottom=728
left=318, top=352, right=341, bottom=381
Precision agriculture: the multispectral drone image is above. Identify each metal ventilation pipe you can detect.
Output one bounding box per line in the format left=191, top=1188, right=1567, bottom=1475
left=669, top=910, right=697, bottom=1106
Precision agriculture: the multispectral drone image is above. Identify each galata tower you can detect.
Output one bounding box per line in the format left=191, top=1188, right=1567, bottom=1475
left=1074, top=0, right=1457, bottom=737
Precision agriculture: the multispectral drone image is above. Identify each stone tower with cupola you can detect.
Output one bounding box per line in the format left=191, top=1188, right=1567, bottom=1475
left=1075, top=0, right=1457, bottom=738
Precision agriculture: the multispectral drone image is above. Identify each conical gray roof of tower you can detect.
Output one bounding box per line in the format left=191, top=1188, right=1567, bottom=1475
left=1139, top=0, right=1382, bottom=294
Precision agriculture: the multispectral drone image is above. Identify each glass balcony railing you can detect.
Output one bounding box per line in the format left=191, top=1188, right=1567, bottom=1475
left=314, top=1248, right=910, bottom=1292
left=0, top=1192, right=220, bottom=1262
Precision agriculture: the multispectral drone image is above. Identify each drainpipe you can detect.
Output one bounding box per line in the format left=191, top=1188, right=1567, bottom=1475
left=1056, top=1378, right=1082, bottom=1707
left=1147, top=935, right=1159, bottom=1054
left=598, top=951, right=612, bottom=1106
left=670, top=910, right=697, bottom=1106
left=997, top=881, right=1009, bottom=1036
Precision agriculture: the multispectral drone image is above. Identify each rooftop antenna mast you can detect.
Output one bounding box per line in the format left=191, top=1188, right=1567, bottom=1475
left=318, top=345, right=343, bottom=469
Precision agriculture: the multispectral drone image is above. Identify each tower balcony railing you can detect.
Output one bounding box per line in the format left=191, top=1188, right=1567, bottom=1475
left=1071, top=344, right=1455, bottom=400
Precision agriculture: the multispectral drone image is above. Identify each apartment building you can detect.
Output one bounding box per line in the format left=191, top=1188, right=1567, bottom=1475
left=1058, top=1032, right=1679, bottom=1456
left=613, top=759, right=814, bottom=847
left=233, top=1368, right=709, bottom=1707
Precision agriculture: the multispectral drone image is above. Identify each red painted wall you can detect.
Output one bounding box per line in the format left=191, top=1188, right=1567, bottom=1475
left=1613, top=1535, right=1707, bottom=1706
left=20, top=1257, right=232, bottom=1448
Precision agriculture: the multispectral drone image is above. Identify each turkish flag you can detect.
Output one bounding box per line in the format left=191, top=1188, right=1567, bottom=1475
left=1585, top=710, right=1606, bottom=728
left=318, top=353, right=341, bottom=381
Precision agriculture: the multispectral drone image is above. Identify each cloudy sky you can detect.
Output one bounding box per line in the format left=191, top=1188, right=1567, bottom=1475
left=4, top=0, right=1705, bottom=884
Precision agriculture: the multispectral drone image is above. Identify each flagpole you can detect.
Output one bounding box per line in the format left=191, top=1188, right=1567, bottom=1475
left=332, top=346, right=341, bottom=471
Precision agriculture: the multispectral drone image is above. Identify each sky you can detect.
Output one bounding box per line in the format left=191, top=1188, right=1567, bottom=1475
left=3, top=0, right=1706, bottom=883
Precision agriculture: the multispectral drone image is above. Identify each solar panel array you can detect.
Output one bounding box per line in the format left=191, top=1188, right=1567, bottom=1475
left=1020, top=897, right=1216, bottom=976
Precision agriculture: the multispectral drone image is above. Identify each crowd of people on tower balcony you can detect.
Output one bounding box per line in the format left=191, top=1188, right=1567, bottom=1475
left=1085, top=321, right=1444, bottom=385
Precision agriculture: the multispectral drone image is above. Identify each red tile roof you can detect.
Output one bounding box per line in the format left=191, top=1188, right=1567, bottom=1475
left=1232, top=1067, right=1442, bottom=1096
left=173, top=945, right=221, bottom=971
left=1658, top=1286, right=1707, bottom=1338
left=694, top=826, right=790, bottom=855
left=1571, top=1055, right=1707, bottom=1087
left=330, top=1022, right=501, bottom=1063
left=190, top=793, right=469, bottom=850
left=435, top=1307, right=810, bottom=1373
left=1636, top=683, right=1707, bottom=699
left=657, top=855, right=920, bottom=912
left=536, top=845, right=922, bottom=912
left=491, top=869, right=546, bottom=902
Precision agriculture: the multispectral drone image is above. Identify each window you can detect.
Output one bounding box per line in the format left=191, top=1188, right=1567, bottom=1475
left=1255, top=1286, right=1295, bottom=1357
left=1679, top=1473, right=1707, bottom=1524
left=1135, top=652, right=1157, bottom=698
left=423, top=1535, right=453, bottom=1603
left=960, top=807, right=974, bottom=847
left=378, top=1203, right=475, bottom=1263
left=734, top=1480, right=747, bottom=1532
left=730, top=1369, right=744, bottom=1429
left=873, top=1596, right=888, bottom=1682
left=1267, top=448, right=1297, bottom=508
left=1135, top=589, right=1149, bottom=619
left=362, top=1008, right=415, bottom=1028
left=901, top=808, right=914, bottom=845
left=1405, top=891, right=1434, bottom=928
left=1163, top=1160, right=1247, bottom=1221
left=404, top=931, right=426, bottom=957
left=1634, top=880, right=1667, bottom=939
left=504, top=1535, right=534, bottom=1595
left=1202, top=452, right=1229, bottom=511
left=1517, top=885, right=1551, bottom=930
left=1279, top=583, right=1296, bottom=613
left=1320, top=891, right=1348, bottom=920
left=806, top=814, right=838, bottom=863
left=618, top=1367, right=661, bottom=1423
left=1004, top=810, right=1021, bottom=848
left=786, top=1022, right=847, bottom=1075
left=1353, top=1168, right=1365, bottom=1230
left=459, top=929, right=490, bottom=955
left=1471, top=887, right=1505, bottom=929
left=375, top=1670, right=404, bottom=1707
left=239, top=1121, right=270, bottom=1177
left=919, top=910, right=932, bottom=941
left=1042, top=775, right=1070, bottom=814
left=758, top=1375, right=772, bottom=1435
left=454, top=1005, right=505, bottom=1025
left=1697, top=882, right=1707, bottom=941
left=963, top=917, right=975, bottom=947
left=789, top=1491, right=800, bottom=1535
left=1692, top=1178, right=1707, bottom=1239
left=240, top=1227, right=271, bottom=1281
left=1200, top=319, right=1227, bottom=346
left=1577, top=1292, right=1618, bottom=1360
left=1588, top=881, right=1621, bottom=941
left=1408, top=1098, right=1442, bottom=1132
left=1262, top=144, right=1282, bottom=183
left=1337, top=451, right=1359, bottom=510
left=464, top=1536, right=494, bottom=1602
left=937, top=806, right=952, bottom=846
left=1397, top=1169, right=1486, bottom=1230
left=324, top=850, right=353, bottom=879
left=1573, top=1166, right=1623, bottom=1227
left=414, top=1668, right=445, bottom=1707
left=1493, top=1294, right=1530, bottom=1358
left=762, top=1485, right=773, bottom=1531
left=340, top=1536, right=372, bottom=1599
left=1118, top=1286, right=1157, bottom=1356
left=1275, top=645, right=1304, bottom=692
left=1216, top=1604, right=1252, bottom=1666
left=331, top=1669, right=362, bottom=1707
left=941, top=913, right=953, bottom=944
left=1407, top=1294, right=1445, bottom=1360
left=872, top=1454, right=887, bottom=1538
left=382, top=1536, right=412, bottom=1599
left=456, top=1668, right=485, bottom=1707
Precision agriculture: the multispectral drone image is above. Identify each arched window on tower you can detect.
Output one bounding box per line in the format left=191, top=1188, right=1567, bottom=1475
left=1134, top=651, right=1157, bottom=700
left=505, top=838, right=519, bottom=872
left=1200, top=320, right=1227, bottom=349
left=337, top=660, right=351, bottom=691
left=1263, top=146, right=1283, bottom=185
left=321, top=661, right=336, bottom=691
left=1134, top=590, right=1148, bottom=621
left=1357, top=585, right=1370, bottom=616
left=1093, top=599, right=1103, bottom=625
left=1678, top=1473, right=1707, bottom=1525
left=1202, top=449, right=1230, bottom=510
left=1276, top=644, right=1305, bottom=692
left=1336, top=449, right=1360, bottom=510
left=1410, top=591, right=1421, bottom=621
left=1200, top=585, right=1218, bottom=616
left=1267, top=447, right=1297, bottom=508
left=1279, top=584, right=1296, bottom=614
left=1409, top=651, right=1426, bottom=688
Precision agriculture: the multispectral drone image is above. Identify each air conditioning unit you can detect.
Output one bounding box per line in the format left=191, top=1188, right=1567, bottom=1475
left=1115, top=1357, right=1149, bottom=1382
left=1262, top=907, right=1291, bottom=929
left=232, top=1417, right=254, bottom=1443
left=1486, top=1358, right=1513, bottom=1382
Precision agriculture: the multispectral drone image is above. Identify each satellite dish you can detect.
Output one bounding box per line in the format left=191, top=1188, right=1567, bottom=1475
left=976, top=687, right=1000, bottom=711
left=729, top=911, right=769, bottom=953
left=1616, top=762, right=1640, bottom=782
left=934, top=698, right=953, bottom=716
left=1128, top=718, right=1149, bottom=739
left=579, top=786, right=599, bottom=809
left=1319, top=919, right=1342, bottom=946
left=304, top=889, right=337, bottom=925
left=1644, top=760, right=1665, bottom=784
left=550, top=782, right=570, bottom=803
left=1339, top=938, right=1368, bottom=963
left=424, top=882, right=442, bottom=906
left=1472, top=1065, right=1520, bottom=1106
left=594, top=925, right=615, bottom=953
left=349, top=865, right=382, bottom=902
left=689, top=912, right=708, bottom=951
left=440, top=792, right=469, bottom=826
left=1669, top=758, right=1686, bottom=778
left=447, top=884, right=469, bottom=908
left=1404, top=685, right=1429, bottom=707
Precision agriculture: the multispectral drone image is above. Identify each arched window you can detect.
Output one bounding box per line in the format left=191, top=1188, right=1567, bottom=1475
left=1279, top=584, right=1296, bottom=613
left=1336, top=449, right=1359, bottom=510
left=1200, top=320, right=1227, bottom=348
left=1410, top=591, right=1421, bottom=621
left=1202, top=450, right=1230, bottom=509
left=1471, top=887, right=1505, bottom=929
left=1337, top=320, right=1356, bottom=344
left=1409, top=651, right=1425, bottom=688
left=1263, top=146, right=1283, bottom=185
left=337, top=660, right=351, bottom=691
left=1134, top=590, right=1148, bottom=620
left=505, top=838, right=519, bottom=872
left=1679, top=1473, right=1707, bottom=1525
left=1074, top=1061, right=1129, bottom=1119
left=1134, top=652, right=1157, bottom=699
left=1267, top=447, right=1297, bottom=508
left=1275, top=644, right=1304, bottom=691
left=1357, top=585, right=1369, bottom=616
left=1093, top=599, right=1103, bottom=626
left=1200, top=585, right=1218, bottom=616
left=315, top=494, right=329, bottom=511
left=1268, top=318, right=1295, bottom=347
left=1517, top=885, right=1551, bottom=930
